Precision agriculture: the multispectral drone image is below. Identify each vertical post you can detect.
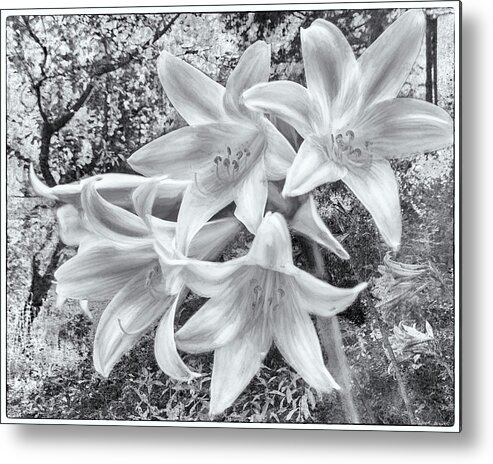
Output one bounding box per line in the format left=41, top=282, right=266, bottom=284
left=426, top=14, right=438, bottom=105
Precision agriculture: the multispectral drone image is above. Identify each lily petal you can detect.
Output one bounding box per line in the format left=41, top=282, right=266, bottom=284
left=209, top=318, right=272, bottom=416
left=81, top=182, right=150, bottom=247
left=157, top=51, right=228, bottom=125
left=283, top=137, right=348, bottom=197
left=269, top=115, right=303, bottom=152
left=247, top=212, right=293, bottom=271
left=293, top=271, right=367, bottom=317
left=353, top=98, right=454, bottom=158
left=273, top=292, right=339, bottom=392
left=359, top=10, right=426, bottom=107
left=175, top=184, right=234, bottom=254
left=149, top=216, right=177, bottom=248
left=188, top=217, right=241, bottom=260
left=128, top=122, right=256, bottom=178
left=243, top=81, right=320, bottom=138
left=55, top=245, right=156, bottom=300
left=262, top=119, right=297, bottom=181
left=154, top=290, right=201, bottom=381
left=152, top=179, right=188, bottom=220
left=79, top=299, right=92, bottom=320
left=132, top=180, right=159, bottom=227
left=301, top=19, right=360, bottom=122
left=224, top=41, right=271, bottom=117
left=290, top=195, right=349, bottom=259
left=266, top=181, right=298, bottom=217
left=176, top=285, right=250, bottom=354
left=93, top=268, right=170, bottom=377
left=234, top=158, right=268, bottom=234
left=154, top=244, right=244, bottom=298
left=56, top=204, right=91, bottom=246
left=30, top=165, right=149, bottom=208
left=29, top=165, right=57, bottom=200
left=343, top=159, right=402, bottom=249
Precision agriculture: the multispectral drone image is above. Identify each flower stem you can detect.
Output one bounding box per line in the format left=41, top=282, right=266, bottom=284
left=375, top=315, right=417, bottom=425
left=311, top=243, right=360, bottom=424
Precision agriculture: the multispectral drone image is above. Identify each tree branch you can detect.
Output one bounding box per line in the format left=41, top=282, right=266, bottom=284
left=22, top=13, right=180, bottom=186
left=21, top=16, right=48, bottom=79
left=52, top=13, right=181, bottom=133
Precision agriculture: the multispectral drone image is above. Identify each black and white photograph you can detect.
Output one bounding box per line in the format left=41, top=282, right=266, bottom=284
left=1, top=1, right=460, bottom=433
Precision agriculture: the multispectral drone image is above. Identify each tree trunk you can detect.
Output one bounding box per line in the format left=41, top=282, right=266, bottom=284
left=39, top=123, right=56, bottom=187
left=23, top=237, right=63, bottom=328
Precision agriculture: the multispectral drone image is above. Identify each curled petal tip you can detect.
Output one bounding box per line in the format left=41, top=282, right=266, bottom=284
left=357, top=282, right=369, bottom=293
left=188, top=371, right=203, bottom=381
left=281, top=184, right=297, bottom=198
left=29, top=164, right=57, bottom=200
left=93, top=355, right=111, bottom=378
left=95, top=367, right=111, bottom=379
left=339, top=249, right=350, bottom=260
left=208, top=404, right=225, bottom=418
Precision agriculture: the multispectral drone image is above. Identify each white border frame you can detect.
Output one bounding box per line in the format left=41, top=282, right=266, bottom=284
left=0, top=1, right=461, bottom=432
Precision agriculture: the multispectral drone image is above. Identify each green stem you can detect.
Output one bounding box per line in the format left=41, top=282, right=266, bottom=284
left=376, top=316, right=417, bottom=425
left=311, top=243, right=360, bottom=424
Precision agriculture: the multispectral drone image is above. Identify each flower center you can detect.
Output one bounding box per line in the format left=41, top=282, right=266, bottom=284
left=249, top=276, right=285, bottom=314
left=193, top=143, right=256, bottom=196
left=213, top=145, right=251, bottom=181
left=327, top=129, right=372, bottom=168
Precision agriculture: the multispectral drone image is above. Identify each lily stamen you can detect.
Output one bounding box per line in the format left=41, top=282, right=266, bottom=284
left=223, top=158, right=231, bottom=176
left=333, top=129, right=362, bottom=164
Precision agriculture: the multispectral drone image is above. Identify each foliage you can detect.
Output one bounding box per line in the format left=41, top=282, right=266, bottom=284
left=6, top=8, right=456, bottom=426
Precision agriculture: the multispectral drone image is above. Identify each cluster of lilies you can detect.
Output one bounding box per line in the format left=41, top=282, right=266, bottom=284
left=31, top=10, right=453, bottom=416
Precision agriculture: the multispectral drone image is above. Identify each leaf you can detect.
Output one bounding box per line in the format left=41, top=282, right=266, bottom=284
left=286, top=409, right=296, bottom=421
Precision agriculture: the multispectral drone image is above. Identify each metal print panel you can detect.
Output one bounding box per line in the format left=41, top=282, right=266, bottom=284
left=1, top=1, right=460, bottom=431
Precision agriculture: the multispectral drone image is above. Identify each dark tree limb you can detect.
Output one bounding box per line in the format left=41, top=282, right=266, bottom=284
left=21, top=15, right=48, bottom=79
left=21, top=13, right=180, bottom=186
left=39, top=124, right=56, bottom=187
left=23, top=237, right=64, bottom=328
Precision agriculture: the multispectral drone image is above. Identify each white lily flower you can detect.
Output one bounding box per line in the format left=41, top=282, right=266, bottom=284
left=54, top=180, right=240, bottom=380
left=29, top=164, right=187, bottom=216
left=155, top=212, right=366, bottom=416
left=389, top=321, right=435, bottom=362
left=30, top=165, right=189, bottom=250
left=128, top=41, right=296, bottom=253
left=243, top=11, right=453, bottom=249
